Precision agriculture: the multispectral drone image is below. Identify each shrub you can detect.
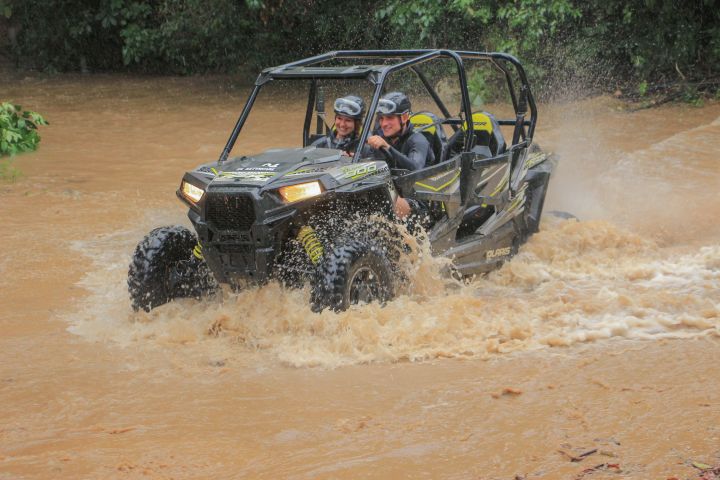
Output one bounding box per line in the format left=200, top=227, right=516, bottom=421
left=0, top=102, right=48, bottom=157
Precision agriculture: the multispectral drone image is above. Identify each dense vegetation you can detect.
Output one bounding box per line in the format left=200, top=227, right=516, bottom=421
left=0, top=103, right=47, bottom=179
left=1, top=0, right=718, bottom=99
left=0, top=103, right=47, bottom=155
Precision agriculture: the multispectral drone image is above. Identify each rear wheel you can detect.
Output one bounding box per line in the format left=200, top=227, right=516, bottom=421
left=128, top=225, right=217, bottom=312
left=310, top=238, right=396, bottom=313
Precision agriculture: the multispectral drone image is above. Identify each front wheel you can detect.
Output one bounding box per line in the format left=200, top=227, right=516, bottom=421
left=128, top=225, right=217, bottom=312
left=310, top=239, right=396, bottom=313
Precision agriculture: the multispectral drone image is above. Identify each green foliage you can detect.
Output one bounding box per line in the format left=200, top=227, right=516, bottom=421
left=8, top=0, right=382, bottom=73
left=574, top=0, right=720, bottom=82
left=0, top=103, right=48, bottom=157
left=377, top=0, right=483, bottom=42
left=118, top=0, right=252, bottom=73
left=4, top=0, right=720, bottom=100
left=466, top=67, right=507, bottom=107
left=0, top=0, right=12, bottom=19
left=682, top=87, right=704, bottom=107
left=495, top=0, right=580, bottom=54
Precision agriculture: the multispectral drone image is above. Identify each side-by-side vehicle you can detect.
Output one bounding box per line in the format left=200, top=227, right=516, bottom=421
left=128, top=50, right=556, bottom=312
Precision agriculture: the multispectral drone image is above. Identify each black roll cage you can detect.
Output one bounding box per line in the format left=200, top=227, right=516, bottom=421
left=218, top=49, right=537, bottom=165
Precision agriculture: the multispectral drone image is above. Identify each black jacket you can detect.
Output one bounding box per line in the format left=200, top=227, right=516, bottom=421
left=311, top=130, right=376, bottom=158
left=373, top=124, right=434, bottom=170
left=311, top=130, right=358, bottom=152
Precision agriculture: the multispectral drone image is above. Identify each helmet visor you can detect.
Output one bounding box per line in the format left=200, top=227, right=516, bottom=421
left=377, top=98, right=398, bottom=115
left=334, top=97, right=363, bottom=117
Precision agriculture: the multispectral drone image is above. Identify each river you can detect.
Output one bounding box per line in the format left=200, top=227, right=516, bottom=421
left=1, top=73, right=719, bottom=479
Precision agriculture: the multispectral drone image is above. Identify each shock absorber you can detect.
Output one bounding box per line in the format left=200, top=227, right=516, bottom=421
left=297, top=226, right=324, bottom=264
left=193, top=243, right=204, bottom=260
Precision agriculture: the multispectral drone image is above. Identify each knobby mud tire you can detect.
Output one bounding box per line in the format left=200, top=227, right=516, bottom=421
left=310, top=238, right=397, bottom=313
left=128, top=225, right=217, bottom=312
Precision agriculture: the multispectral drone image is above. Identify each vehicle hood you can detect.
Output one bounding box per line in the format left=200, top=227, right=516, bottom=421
left=191, top=147, right=389, bottom=189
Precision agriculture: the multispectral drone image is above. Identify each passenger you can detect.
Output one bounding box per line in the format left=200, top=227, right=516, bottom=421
left=311, top=95, right=366, bottom=155
left=367, top=91, right=434, bottom=220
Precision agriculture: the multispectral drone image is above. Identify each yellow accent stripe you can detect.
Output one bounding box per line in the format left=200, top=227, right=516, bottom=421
left=490, top=171, right=509, bottom=197
left=525, top=152, right=547, bottom=168
left=415, top=170, right=461, bottom=192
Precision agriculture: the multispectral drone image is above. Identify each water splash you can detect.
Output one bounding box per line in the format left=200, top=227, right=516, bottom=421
left=65, top=212, right=720, bottom=368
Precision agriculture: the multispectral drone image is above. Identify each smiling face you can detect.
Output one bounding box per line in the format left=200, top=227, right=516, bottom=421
left=378, top=113, right=408, bottom=138
left=334, top=115, right=356, bottom=138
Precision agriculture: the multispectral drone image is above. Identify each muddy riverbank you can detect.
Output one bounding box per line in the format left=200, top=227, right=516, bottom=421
left=1, top=74, right=718, bottom=479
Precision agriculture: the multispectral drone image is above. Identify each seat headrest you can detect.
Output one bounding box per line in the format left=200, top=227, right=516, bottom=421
left=463, top=112, right=493, bottom=134
left=409, top=113, right=437, bottom=135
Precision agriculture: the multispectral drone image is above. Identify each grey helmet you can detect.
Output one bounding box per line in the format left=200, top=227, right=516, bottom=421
left=333, top=95, right=366, bottom=120
left=377, top=91, right=411, bottom=116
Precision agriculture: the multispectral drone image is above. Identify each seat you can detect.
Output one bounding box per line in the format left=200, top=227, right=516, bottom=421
left=450, top=112, right=508, bottom=239
left=447, top=111, right=507, bottom=158
left=409, top=111, right=448, bottom=165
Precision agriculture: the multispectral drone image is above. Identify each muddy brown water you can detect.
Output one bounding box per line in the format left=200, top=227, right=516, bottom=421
left=1, top=74, right=719, bottom=479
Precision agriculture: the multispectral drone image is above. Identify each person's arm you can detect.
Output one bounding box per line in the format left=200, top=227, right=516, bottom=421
left=383, top=133, right=430, bottom=170
left=310, top=135, right=330, bottom=148
left=355, top=143, right=375, bottom=159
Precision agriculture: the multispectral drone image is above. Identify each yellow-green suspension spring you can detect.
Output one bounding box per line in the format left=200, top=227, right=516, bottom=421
left=193, top=243, right=204, bottom=260
left=297, top=226, right=323, bottom=264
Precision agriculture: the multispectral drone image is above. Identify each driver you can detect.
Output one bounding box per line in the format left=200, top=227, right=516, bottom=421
left=367, top=92, right=434, bottom=220
left=367, top=91, right=434, bottom=170
left=311, top=95, right=366, bottom=155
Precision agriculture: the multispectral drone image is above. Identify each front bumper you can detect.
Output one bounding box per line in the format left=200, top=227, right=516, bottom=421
left=188, top=189, right=295, bottom=285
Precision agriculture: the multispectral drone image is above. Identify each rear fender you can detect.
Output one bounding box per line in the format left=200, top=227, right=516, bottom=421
left=523, top=164, right=553, bottom=234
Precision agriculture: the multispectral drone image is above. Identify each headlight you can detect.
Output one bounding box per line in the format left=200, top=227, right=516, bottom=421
left=278, top=181, right=322, bottom=203
left=181, top=180, right=205, bottom=203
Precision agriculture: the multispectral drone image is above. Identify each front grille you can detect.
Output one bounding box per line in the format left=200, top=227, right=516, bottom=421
left=216, top=244, right=253, bottom=254
left=219, top=233, right=251, bottom=242
left=206, top=193, right=256, bottom=231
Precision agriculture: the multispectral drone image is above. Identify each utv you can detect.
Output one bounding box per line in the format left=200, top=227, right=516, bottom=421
left=128, top=49, right=556, bottom=313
